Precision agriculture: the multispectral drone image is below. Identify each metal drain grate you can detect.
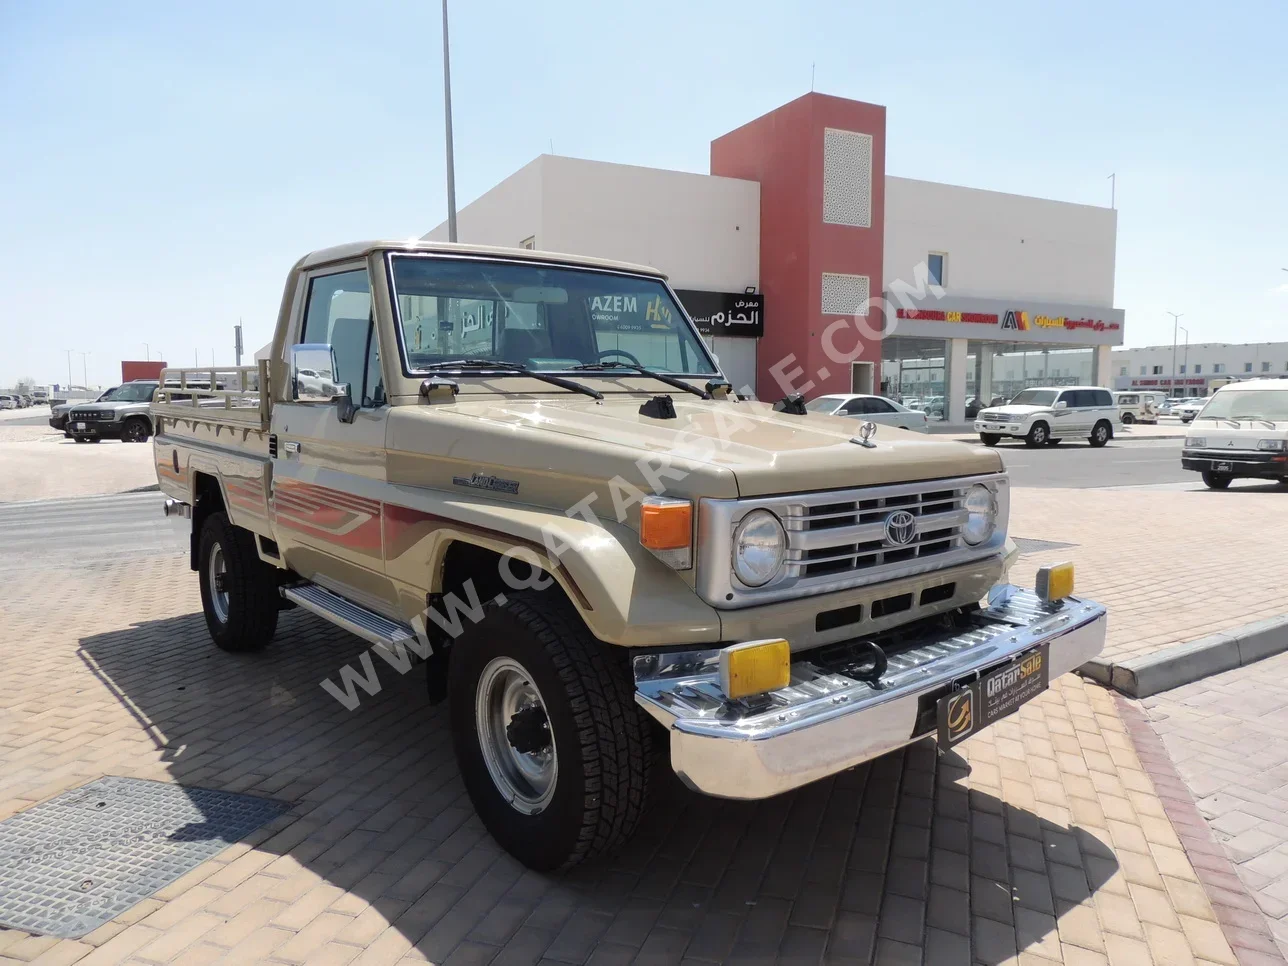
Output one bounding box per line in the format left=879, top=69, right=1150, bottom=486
left=0, top=776, right=290, bottom=938
left=1013, top=537, right=1078, bottom=555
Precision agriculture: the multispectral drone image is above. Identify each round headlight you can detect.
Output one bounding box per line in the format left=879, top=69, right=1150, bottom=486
left=733, top=510, right=786, bottom=587
left=962, top=484, right=997, bottom=546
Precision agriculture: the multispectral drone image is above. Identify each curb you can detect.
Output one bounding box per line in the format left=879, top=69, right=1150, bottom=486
left=1081, top=614, right=1288, bottom=698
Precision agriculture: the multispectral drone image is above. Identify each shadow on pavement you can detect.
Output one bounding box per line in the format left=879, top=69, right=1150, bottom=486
left=78, top=609, right=1119, bottom=964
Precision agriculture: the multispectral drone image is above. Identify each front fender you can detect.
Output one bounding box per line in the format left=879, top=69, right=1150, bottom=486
left=382, top=485, right=721, bottom=647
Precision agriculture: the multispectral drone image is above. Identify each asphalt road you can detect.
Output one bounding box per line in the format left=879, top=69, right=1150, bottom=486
left=996, top=437, right=1196, bottom=488
left=2, top=413, right=55, bottom=427
left=0, top=491, right=185, bottom=572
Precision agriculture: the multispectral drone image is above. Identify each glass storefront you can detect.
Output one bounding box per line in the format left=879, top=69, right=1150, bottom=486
left=881, top=336, right=1094, bottom=421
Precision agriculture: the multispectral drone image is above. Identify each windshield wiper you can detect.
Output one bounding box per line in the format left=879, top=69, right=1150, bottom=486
left=420, top=359, right=603, bottom=400
left=569, top=362, right=711, bottom=399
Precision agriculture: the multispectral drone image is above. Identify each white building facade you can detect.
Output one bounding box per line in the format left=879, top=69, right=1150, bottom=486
left=1112, top=342, right=1288, bottom=397
left=426, top=93, right=1124, bottom=421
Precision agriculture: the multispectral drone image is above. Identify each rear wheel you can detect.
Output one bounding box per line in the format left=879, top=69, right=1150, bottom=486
left=1089, top=421, right=1112, bottom=448
left=1024, top=423, right=1049, bottom=447
left=197, top=512, right=279, bottom=652
left=1201, top=471, right=1232, bottom=490
left=1121, top=412, right=1135, bottom=425
left=449, top=590, right=651, bottom=871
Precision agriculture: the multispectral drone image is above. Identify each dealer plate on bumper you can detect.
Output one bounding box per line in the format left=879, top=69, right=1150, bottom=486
left=937, top=643, right=1049, bottom=747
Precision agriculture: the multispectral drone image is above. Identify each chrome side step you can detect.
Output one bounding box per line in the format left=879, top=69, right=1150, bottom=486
left=280, top=583, right=415, bottom=648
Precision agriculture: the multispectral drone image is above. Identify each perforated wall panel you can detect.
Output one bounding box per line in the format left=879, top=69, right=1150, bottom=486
left=822, top=129, right=873, bottom=228
left=821, top=273, right=871, bottom=316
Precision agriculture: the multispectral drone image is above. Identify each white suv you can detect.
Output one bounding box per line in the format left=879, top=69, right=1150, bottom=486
left=975, top=386, right=1118, bottom=448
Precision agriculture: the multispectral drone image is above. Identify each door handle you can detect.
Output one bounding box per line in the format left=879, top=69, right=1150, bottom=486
left=283, top=440, right=301, bottom=455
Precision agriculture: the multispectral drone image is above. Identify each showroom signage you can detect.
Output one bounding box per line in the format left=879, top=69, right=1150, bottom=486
left=674, top=290, right=765, bottom=338
left=889, top=294, right=1124, bottom=347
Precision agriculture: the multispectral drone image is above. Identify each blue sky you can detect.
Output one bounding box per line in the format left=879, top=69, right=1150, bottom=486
left=2, top=0, right=1285, bottom=388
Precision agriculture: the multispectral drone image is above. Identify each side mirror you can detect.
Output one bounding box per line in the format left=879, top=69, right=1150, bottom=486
left=289, top=343, right=355, bottom=422
left=1054, top=400, right=1068, bottom=409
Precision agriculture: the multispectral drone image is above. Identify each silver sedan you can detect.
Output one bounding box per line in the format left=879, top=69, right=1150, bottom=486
left=804, top=394, right=930, bottom=431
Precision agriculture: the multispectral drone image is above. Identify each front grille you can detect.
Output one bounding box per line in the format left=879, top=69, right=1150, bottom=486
left=70, top=410, right=112, bottom=421
left=786, top=483, right=967, bottom=579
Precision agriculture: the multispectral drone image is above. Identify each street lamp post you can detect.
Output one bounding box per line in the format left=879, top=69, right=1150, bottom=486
left=78, top=351, right=91, bottom=388
left=1179, top=327, right=1189, bottom=388
left=442, top=0, right=458, bottom=242
left=1167, top=312, right=1184, bottom=397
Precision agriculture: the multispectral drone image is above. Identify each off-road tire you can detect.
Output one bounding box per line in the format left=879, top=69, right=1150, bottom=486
left=121, top=416, right=151, bottom=443
left=979, top=433, right=1001, bottom=446
left=197, top=512, right=278, bottom=652
left=449, top=590, right=651, bottom=871
left=1024, top=422, right=1049, bottom=447
left=1122, top=412, right=1135, bottom=424
left=1201, top=471, right=1232, bottom=490
left=1089, top=420, right=1112, bottom=448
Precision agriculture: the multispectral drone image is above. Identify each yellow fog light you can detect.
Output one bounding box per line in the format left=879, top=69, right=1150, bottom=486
left=1036, top=562, right=1075, bottom=602
left=719, top=639, right=791, bottom=700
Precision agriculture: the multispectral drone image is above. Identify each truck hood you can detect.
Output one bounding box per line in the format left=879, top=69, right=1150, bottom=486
left=1188, top=418, right=1288, bottom=447
left=432, top=396, right=1002, bottom=497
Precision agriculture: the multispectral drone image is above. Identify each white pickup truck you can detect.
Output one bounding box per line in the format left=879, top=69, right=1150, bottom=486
left=152, top=239, right=1107, bottom=870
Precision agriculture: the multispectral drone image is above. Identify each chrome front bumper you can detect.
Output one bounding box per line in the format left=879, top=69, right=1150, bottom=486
left=634, top=585, right=1106, bottom=799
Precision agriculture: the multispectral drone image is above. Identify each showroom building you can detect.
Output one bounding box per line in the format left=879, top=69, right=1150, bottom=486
left=1112, top=342, right=1288, bottom=397
left=425, top=92, right=1125, bottom=424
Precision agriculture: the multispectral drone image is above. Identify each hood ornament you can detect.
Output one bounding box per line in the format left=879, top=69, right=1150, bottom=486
left=851, top=421, right=878, bottom=448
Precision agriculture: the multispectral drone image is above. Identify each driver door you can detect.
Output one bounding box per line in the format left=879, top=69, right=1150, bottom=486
left=271, top=263, right=398, bottom=615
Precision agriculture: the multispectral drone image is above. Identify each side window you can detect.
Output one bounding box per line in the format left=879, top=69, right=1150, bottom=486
left=839, top=398, right=866, bottom=415
left=1097, top=390, right=1114, bottom=407
left=866, top=398, right=896, bottom=414
left=301, top=269, right=382, bottom=407
left=1056, top=391, right=1076, bottom=408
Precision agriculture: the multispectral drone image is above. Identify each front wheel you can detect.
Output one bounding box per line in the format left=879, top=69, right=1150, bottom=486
left=121, top=417, right=151, bottom=443
left=197, top=512, right=279, bottom=652
left=450, top=591, right=651, bottom=871
left=1024, top=423, right=1049, bottom=447
left=1202, top=471, right=1232, bottom=490
left=1089, top=421, right=1112, bottom=447
left=979, top=433, right=1001, bottom=447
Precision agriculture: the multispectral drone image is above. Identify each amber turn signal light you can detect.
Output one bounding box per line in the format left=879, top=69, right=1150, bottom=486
left=1036, top=562, right=1075, bottom=602
left=720, top=638, right=792, bottom=700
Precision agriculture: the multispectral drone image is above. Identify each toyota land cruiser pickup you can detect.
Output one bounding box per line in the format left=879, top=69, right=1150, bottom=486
left=151, top=240, right=1106, bottom=871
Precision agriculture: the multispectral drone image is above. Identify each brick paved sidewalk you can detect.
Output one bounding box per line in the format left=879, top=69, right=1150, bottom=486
left=0, top=553, right=1251, bottom=965
left=1007, top=486, right=1288, bottom=667
left=1144, top=651, right=1288, bottom=962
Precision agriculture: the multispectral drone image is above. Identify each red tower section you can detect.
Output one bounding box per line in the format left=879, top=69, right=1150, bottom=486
left=711, top=93, right=886, bottom=401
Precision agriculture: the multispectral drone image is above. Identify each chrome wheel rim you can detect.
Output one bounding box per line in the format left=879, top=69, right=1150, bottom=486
left=475, top=657, right=557, bottom=814
left=1095, top=425, right=1107, bottom=442
left=1033, top=426, right=1047, bottom=443
left=208, top=543, right=229, bottom=623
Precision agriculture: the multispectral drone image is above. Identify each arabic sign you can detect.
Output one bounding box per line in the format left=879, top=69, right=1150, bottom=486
left=673, top=290, right=765, bottom=338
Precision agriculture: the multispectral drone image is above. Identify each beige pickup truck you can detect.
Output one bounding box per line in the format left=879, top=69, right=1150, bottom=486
left=152, top=240, right=1106, bottom=871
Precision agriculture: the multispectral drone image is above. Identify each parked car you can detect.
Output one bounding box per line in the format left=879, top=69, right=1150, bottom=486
left=0, top=395, right=16, bottom=410
left=31, top=389, right=49, bottom=406
left=65, top=380, right=160, bottom=442
left=1113, top=391, right=1158, bottom=424
left=1173, top=397, right=1211, bottom=423
left=804, top=394, right=930, bottom=431
left=1181, top=380, right=1288, bottom=489
left=50, top=386, right=121, bottom=433
left=152, top=238, right=1106, bottom=871
left=974, top=386, right=1118, bottom=447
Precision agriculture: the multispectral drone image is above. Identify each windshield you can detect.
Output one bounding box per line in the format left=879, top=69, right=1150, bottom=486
left=108, top=383, right=158, bottom=403
left=389, top=255, right=718, bottom=375
left=1198, top=390, right=1288, bottom=421
left=804, top=396, right=844, bottom=413
left=1010, top=389, right=1058, bottom=406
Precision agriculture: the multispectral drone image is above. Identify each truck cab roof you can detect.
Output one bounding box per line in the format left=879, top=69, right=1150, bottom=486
left=298, top=239, right=667, bottom=279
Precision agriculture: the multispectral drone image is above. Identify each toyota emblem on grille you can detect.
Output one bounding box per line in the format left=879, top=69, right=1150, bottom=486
left=884, top=510, right=917, bottom=546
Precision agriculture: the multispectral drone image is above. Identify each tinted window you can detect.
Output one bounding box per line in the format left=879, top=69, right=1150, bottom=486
left=301, top=269, right=382, bottom=407
left=839, top=398, right=867, bottom=415
left=1056, top=390, right=1080, bottom=407
left=111, top=383, right=159, bottom=402
left=1095, top=389, right=1113, bottom=406
left=864, top=398, right=896, bottom=414
left=1011, top=389, right=1058, bottom=406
